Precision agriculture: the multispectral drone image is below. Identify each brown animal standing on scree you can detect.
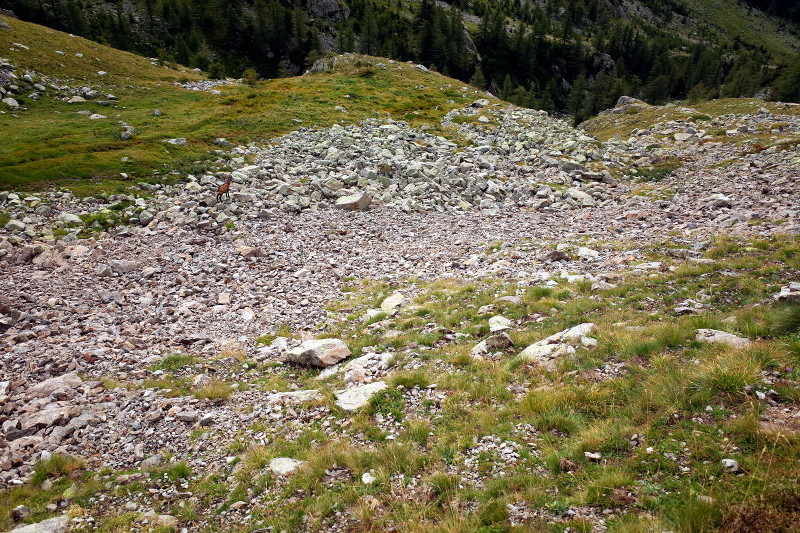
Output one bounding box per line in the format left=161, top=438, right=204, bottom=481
left=216, top=175, right=233, bottom=202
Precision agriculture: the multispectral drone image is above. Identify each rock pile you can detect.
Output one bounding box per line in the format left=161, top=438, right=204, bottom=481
left=240, top=103, right=620, bottom=213
left=0, top=58, right=117, bottom=110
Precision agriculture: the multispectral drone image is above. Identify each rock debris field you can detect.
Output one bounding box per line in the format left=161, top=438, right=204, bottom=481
left=1, top=96, right=800, bottom=531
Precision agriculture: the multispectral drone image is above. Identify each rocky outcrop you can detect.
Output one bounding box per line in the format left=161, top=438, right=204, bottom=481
left=307, top=0, right=350, bottom=21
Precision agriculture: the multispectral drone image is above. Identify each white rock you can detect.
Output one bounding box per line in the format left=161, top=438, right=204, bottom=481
left=488, top=315, right=511, bottom=333
left=8, top=516, right=69, bottom=532
left=266, top=389, right=322, bottom=404
left=269, top=457, right=303, bottom=475
left=695, top=329, right=750, bottom=349
left=335, top=381, right=388, bottom=411
left=380, top=292, right=405, bottom=315
left=285, top=338, right=351, bottom=367
left=518, top=323, right=594, bottom=368
left=721, top=458, right=740, bottom=473
left=362, top=472, right=377, bottom=484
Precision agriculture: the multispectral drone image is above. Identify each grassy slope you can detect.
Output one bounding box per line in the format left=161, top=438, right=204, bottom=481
left=580, top=98, right=800, bottom=141
left=684, top=0, right=800, bottom=61
left=0, top=15, right=490, bottom=196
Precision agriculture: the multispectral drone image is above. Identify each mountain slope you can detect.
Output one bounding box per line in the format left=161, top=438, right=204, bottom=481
left=0, top=15, right=492, bottom=194
left=2, top=0, right=799, bottom=120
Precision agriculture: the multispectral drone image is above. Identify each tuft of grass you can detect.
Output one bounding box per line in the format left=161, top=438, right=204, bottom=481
left=31, top=454, right=85, bottom=485
left=690, top=350, right=762, bottom=396
left=153, top=353, right=196, bottom=372
left=368, top=387, right=406, bottom=421
left=769, top=304, right=800, bottom=336
left=193, top=381, right=234, bottom=400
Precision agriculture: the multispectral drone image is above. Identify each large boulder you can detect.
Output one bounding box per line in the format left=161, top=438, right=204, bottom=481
left=19, top=406, right=81, bottom=430
left=284, top=338, right=351, bottom=367
left=380, top=292, right=405, bottom=315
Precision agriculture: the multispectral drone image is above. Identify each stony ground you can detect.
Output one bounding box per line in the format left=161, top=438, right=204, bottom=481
left=1, top=97, right=799, bottom=532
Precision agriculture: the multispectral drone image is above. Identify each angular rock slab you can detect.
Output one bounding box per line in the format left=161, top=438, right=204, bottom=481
left=774, top=282, right=800, bottom=304
left=695, top=329, right=751, bottom=349
left=284, top=338, right=351, bottom=367
left=266, top=389, right=322, bottom=404
left=335, top=191, right=372, bottom=210
left=26, top=373, right=82, bottom=399
left=19, top=406, right=80, bottom=431
left=335, top=381, right=388, bottom=411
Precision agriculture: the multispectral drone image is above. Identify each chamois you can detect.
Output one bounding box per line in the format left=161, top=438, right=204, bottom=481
left=216, top=176, right=233, bottom=202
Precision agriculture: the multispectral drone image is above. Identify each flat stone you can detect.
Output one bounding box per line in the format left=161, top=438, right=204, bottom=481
left=108, top=259, right=139, bottom=274
left=57, top=213, right=83, bottom=226
left=8, top=516, right=69, bottom=532
left=695, top=329, right=750, bottom=349
left=335, top=381, right=388, bottom=411
left=266, top=389, right=322, bottom=404
left=19, top=406, right=80, bottom=430
left=269, top=457, right=303, bottom=475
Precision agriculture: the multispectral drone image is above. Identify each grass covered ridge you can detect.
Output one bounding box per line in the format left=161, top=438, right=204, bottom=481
left=0, top=15, right=491, bottom=196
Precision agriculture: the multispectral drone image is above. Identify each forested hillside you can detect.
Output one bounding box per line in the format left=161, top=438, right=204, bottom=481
left=2, top=0, right=800, bottom=120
